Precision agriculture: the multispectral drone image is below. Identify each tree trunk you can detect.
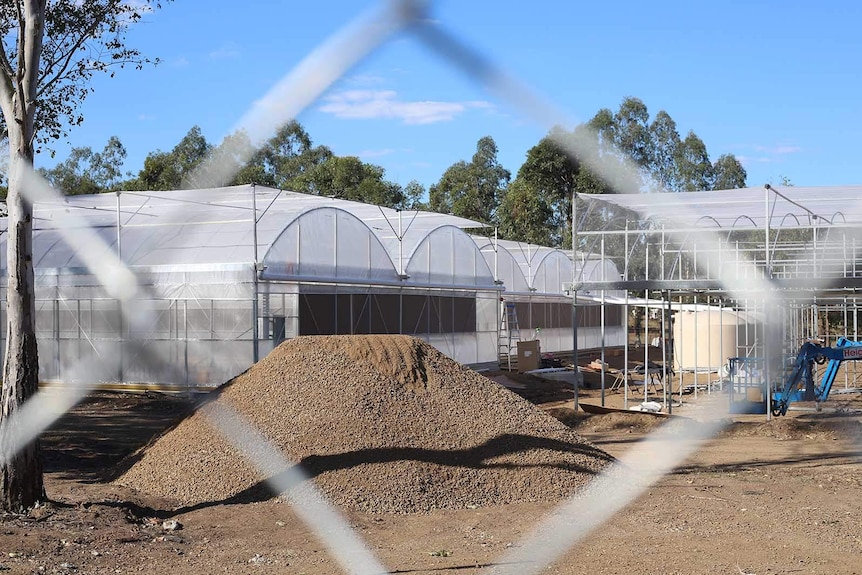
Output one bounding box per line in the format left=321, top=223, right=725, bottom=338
left=0, top=148, right=44, bottom=511
left=0, top=0, right=47, bottom=511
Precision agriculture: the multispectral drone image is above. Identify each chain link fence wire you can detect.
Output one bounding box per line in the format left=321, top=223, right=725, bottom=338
left=1, top=0, right=841, bottom=572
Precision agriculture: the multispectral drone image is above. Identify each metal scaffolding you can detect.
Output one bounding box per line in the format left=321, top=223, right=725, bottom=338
left=572, top=184, right=862, bottom=414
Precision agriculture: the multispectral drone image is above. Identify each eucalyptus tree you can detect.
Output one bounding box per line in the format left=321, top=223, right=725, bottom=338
left=0, top=0, right=167, bottom=511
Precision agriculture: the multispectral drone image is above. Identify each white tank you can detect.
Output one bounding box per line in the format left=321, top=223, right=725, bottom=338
left=672, top=309, right=754, bottom=371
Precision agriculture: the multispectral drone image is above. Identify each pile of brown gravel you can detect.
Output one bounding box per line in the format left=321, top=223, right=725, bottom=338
left=116, top=335, right=612, bottom=513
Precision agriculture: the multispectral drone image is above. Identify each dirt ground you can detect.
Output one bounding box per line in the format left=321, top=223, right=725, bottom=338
left=3, top=375, right=862, bottom=575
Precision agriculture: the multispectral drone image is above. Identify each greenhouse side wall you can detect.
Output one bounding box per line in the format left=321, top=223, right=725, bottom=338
left=11, top=265, right=259, bottom=389
left=256, top=283, right=500, bottom=365
left=503, top=297, right=627, bottom=354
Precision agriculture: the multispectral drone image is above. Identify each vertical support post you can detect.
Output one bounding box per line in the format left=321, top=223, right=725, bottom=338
left=856, top=295, right=859, bottom=387
left=764, top=298, right=781, bottom=421
left=115, top=191, right=124, bottom=384
left=398, top=209, right=404, bottom=277
left=624, top=289, right=629, bottom=409
left=493, top=226, right=498, bottom=282
left=845, top=295, right=849, bottom=389
left=764, top=186, right=771, bottom=278
left=251, top=184, right=260, bottom=363
left=660, top=289, right=667, bottom=409
left=707, top=294, right=712, bottom=394
left=600, top=235, right=606, bottom=406
left=115, top=191, right=122, bottom=260
left=644, top=242, right=649, bottom=403
left=624, top=221, right=630, bottom=408
left=183, top=299, right=189, bottom=387
left=52, top=298, right=59, bottom=381
left=719, top=297, right=724, bottom=392
left=664, top=289, right=671, bottom=414
left=678, top=294, right=684, bottom=405
left=694, top=292, right=700, bottom=399
left=572, top=192, right=579, bottom=412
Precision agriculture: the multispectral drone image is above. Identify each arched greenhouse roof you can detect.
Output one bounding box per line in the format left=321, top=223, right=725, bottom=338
left=531, top=250, right=573, bottom=295
left=474, top=238, right=531, bottom=294
left=0, top=185, right=502, bottom=290
left=492, top=239, right=576, bottom=295
left=1, top=185, right=629, bottom=295
left=405, top=225, right=496, bottom=289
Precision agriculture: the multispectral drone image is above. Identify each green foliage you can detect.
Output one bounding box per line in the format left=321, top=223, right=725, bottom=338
left=245, top=121, right=332, bottom=189
left=496, top=178, right=553, bottom=246
left=0, top=1, right=168, bottom=150
left=120, top=121, right=410, bottom=209
left=675, top=131, right=714, bottom=191
left=39, top=136, right=130, bottom=195
left=712, top=154, right=748, bottom=190
left=611, top=97, right=652, bottom=169
left=588, top=98, right=747, bottom=193
left=429, top=136, right=509, bottom=223
left=402, top=180, right=427, bottom=210
left=499, top=125, right=612, bottom=248
left=648, top=110, right=682, bottom=191
left=295, top=155, right=405, bottom=208
left=126, top=126, right=212, bottom=191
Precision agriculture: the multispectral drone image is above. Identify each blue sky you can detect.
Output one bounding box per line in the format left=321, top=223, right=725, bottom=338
left=42, top=0, right=862, bottom=192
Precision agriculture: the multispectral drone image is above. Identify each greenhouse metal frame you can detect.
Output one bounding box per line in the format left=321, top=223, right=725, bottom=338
left=573, top=184, right=862, bottom=411
left=0, top=184, right=625, bottom=389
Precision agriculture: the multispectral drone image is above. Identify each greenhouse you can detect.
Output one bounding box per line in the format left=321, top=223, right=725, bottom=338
left=573, top=184, right=862, bottom=406
left=0, top=184, right=625, bottom=389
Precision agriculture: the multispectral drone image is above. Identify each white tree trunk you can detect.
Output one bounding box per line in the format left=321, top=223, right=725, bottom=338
left=0, top=0, right=46, bottom=512
left=0, top=146, right=44, bottom=511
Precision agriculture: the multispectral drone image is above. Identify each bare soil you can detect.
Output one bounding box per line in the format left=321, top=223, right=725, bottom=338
left=2, top=337, right=861, bottom=574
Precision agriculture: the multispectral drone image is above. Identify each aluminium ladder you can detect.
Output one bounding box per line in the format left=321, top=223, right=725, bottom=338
left=498, top=301, right=522, bottom=370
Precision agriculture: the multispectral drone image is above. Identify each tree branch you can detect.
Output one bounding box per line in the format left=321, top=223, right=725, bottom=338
left=36, top=17, right=103, bottom=99
left=20, top=0, right=47, bottom=148
left=0, top=35, right=17, bottom=120
left=14, top=0, right=26, bottom=116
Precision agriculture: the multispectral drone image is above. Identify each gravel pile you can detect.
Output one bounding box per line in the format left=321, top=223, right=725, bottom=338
left=117, top=335, right=612, bottom=513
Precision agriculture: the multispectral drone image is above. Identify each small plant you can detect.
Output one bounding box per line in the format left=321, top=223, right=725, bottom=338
left=429, top=549, right=452, bottom=557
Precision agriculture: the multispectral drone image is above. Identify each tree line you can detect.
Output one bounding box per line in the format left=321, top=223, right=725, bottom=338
left=37, top=96, right=746, bottom=250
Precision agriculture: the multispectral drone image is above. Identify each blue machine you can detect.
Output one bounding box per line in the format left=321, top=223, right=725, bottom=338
left=771, top=337, right=862, bottom=417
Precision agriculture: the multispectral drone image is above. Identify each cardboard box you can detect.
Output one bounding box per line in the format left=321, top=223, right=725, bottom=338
left=745, top=387, right=764, bottom=402
left=517, top=340, right=541, bottom=373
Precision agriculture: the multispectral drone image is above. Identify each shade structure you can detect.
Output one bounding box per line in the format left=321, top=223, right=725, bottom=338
left=578, top=185, right=862, bottom=230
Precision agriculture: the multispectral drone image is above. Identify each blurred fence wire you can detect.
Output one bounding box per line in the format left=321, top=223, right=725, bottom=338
left=0, top=0, right=809, bottom=572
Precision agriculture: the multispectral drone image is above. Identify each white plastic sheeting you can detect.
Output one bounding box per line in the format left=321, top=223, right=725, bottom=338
left=10, top=185, right=489, bottom=278
left=406, top=226, right=495, bottom=288
left=576, top=185, right=862, bottom=230
left=262, top=207, right=398, bottom=284
left=476, top=241, right=531, bottom=293
left=0, top=185, right=627, bottom=386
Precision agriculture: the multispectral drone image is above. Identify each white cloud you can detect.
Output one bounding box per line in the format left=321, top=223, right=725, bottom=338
left=344, top=74, right=387, bottom=86
left=754, top=144, right=802, bottom=155
left=356, top=148, right=396, bottom=158
left=319, top=90, right=494, bottom=125
left=209, top=42, right=240, bottom=61
left=172, top=56, right=190, bottom=67
left=138, top=113, right=155, bottom=121
left=737, top=143, right=802, bottom=167
left=737, top=155, right=774, bottom=166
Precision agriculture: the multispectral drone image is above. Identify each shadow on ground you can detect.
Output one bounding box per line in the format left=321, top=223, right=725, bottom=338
left=41, top=391, right=193, bottom=482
